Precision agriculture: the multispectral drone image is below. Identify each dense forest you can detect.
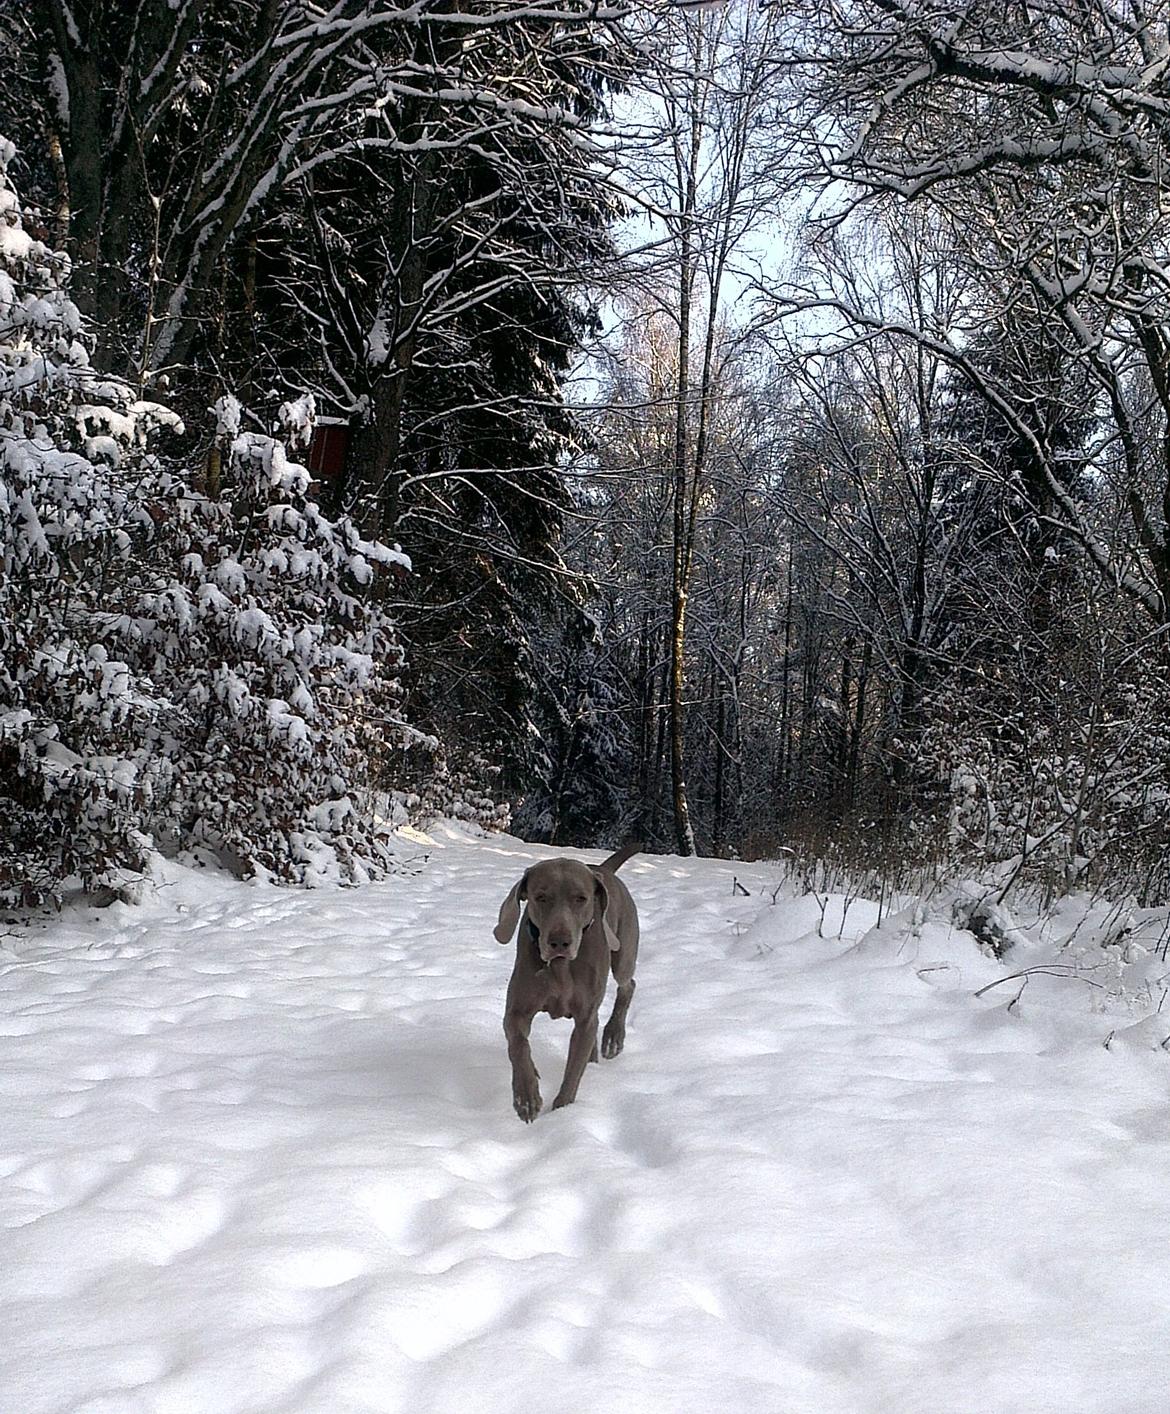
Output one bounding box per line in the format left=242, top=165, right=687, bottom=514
left=3, top=0, right=1169, bottom=908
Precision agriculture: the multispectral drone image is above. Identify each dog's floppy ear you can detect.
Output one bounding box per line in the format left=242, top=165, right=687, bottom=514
left=591, top=870, right=621, bottom=952
left=494, top=871, right=529, bottom=944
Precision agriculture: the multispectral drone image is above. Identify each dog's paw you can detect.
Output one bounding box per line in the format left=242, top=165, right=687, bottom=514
left=601, top=1024, right=625, bottom=1059
left=513, top=1085, right=542, bottom=1123
left=550, top=1092, right=574, bottom=1111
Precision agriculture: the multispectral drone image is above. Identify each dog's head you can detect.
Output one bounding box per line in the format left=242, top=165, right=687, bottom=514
left=494, top=858, right=620, bottom=962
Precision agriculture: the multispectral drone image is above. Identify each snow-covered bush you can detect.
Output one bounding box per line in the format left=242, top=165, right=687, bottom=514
left=383, top=747, right=510, bottom=836
left=917, top=670, right=1170, bottom=904
left=114, top=394, right=416, bottom=885
left=0, top=141, right=418, bottom=906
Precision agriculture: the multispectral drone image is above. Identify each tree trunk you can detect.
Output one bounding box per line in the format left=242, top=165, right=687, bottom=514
left=667, top=56, right=702, bottom=859
left=712, top=685, right=727, bottom=857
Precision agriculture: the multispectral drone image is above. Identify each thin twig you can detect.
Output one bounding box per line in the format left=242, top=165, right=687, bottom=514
left=974, top=965, right=1105, bottom=999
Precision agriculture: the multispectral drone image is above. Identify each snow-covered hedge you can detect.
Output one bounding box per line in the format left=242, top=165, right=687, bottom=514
left=0, top=141, right=420, bottom=906
left=918, top=677, right=1170, bottom=903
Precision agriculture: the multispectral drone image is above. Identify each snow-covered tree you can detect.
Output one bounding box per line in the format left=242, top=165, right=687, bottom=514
left=0, top=141, right=417, bottom=907
left=10, top=3, right=643, bottom=804
left=231, top=9, right=637, bottom=784
left=1, top=134, right=180, bottom=905
left=784, top=0, right=1170, bottom=626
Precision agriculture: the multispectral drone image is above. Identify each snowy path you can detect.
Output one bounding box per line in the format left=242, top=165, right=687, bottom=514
left=2, top=826, right=1169, bottom=1414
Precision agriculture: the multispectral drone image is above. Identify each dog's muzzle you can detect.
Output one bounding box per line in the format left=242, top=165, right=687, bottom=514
left=528, top=918, right=575, bottom=966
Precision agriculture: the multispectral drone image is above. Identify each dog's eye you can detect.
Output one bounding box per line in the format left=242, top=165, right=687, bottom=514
left=574, top=894, right=587, bottom=904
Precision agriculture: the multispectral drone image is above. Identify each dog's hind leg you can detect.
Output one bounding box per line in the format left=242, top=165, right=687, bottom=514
left=601, top=976, right=635, bottom=1059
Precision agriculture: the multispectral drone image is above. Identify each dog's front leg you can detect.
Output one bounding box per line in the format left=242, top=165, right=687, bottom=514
left=551, top=1007, right=599, bottom=1111
left=504, top=1008, right=541, bottom=1122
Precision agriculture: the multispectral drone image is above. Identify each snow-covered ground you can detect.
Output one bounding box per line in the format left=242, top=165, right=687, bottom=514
left=3, top=825, right=1169, bottom=1414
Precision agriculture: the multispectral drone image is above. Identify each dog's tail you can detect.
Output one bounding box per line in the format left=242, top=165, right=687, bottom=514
left=597, top=841, right=642, bottom=874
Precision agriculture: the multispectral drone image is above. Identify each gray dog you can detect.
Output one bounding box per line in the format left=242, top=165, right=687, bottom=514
left=494, top=844, right=640, bottom=1122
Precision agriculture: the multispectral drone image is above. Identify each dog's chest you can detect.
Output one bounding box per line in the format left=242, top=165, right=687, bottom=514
left=539, top=957, right=602, bottom=1019
left=540, top=969, right=576, bottom=1019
